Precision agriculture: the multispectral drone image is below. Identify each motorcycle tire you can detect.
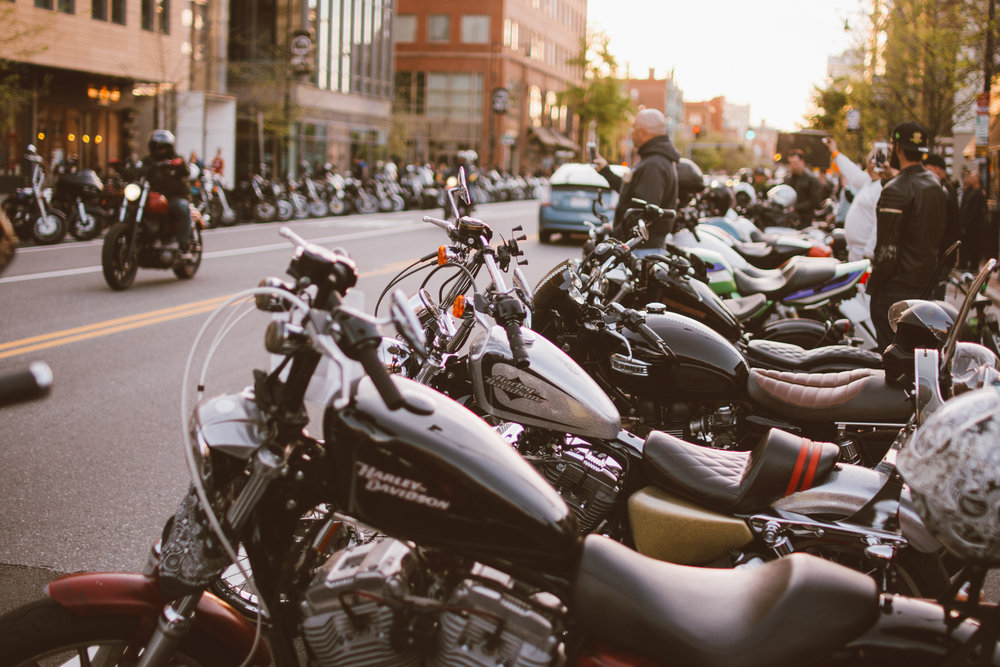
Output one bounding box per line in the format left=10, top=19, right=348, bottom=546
left=69, top=205, right=106, bottom=241
left=201, top=199, right=222, bottom=229
left=328, top=196, right=347, bottom=216
left=276, top=199, right=294, bottom=221
left=101, top=222, right=139, bottom=290
left=390, top=195, right=405, bottom=212
left=31, top=209, right=67, bottom=245
left=253, top=201, right=277, bottom=223
left=0, top=598, right=241, bottom=666
left=378, top=196, right=395, bottom=212
left=308, top=200, right=330, bottom=218
left=356, top=195, right=378, bottom=214
left=173, top=228, right=202, bottom=281
left=794, top=538, right=949, bottom=598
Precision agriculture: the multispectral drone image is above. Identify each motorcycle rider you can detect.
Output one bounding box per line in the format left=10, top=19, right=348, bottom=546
left=592, top=108, right=681, bottom=250
left=867, top=121, right=947, bottom=349
left=141, top=130, right=194, bottom=257
left=783, top=149, right=822, bottom=228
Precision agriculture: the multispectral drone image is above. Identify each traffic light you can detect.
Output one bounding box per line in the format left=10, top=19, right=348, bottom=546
left=745, top=129, right=756, bottom=140
left=693, top=125, right=702, bottom=139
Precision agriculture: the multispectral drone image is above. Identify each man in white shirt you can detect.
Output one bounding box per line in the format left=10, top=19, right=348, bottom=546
left=824, top=138, right=896, bottom=261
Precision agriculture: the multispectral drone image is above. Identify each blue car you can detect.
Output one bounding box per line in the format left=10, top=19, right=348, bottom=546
left=538, top=163, right=625, bottom=243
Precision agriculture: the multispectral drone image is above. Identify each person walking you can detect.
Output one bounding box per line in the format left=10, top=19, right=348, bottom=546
left=867, top=122, right=947, bottom=350
left=958, top=167, right=987, bottom=271
left=592, top=108, right=681, bottom=250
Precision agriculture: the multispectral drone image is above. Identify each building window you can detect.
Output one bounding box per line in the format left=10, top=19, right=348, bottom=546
left=142, top=0, right=168, bottom=33
left=92, top=0, right=125, bottom=22
left=427, top=14, right=450, bottom=42
left=426, top=72, right=482, bottom=120
left=394, top=71, right=426, bottom=114
left=460, top=15, right=488, bottom=44
left=395, top=14, right=416, bottom=42
left=35, top=0, right=53, bottom=8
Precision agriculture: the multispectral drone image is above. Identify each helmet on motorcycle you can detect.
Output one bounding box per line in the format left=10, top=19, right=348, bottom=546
left=882, top=300, right=956, bottom=382
left=148, top=129, right=176, bottom=161
left=896, top=386, right=1000, bottom=565
left=732, top=181, right=756, bottom=210
left=766, top=184, right=796, bottom=208
left=676, top=158, right=705, bottom=206
left=703, top=181, right=735, bottom=216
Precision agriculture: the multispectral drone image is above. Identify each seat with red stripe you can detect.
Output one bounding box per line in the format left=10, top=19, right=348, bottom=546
left=641, top=428, right=840, bottom=514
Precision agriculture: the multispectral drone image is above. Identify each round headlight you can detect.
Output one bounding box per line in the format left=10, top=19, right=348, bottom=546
left=124, top=183, right=142, bottom=201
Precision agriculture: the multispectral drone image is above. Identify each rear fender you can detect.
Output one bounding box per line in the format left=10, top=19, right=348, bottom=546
left=45, top=572, right=271, bottom=665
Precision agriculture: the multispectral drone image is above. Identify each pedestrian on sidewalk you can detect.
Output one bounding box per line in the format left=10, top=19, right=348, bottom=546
left=959, top=167, right=987, bottom=271
left=924, top=152, right=961, bottom=295
left=867, top=122, right=947, bottom=350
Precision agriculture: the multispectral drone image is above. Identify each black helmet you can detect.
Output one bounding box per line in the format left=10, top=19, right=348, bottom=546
left=704, top=181, right=735, bottom=216
left=882, top=300, right=956, bottom=383
left=148, top=129, right=175, bottom=161
left=676, top=158, right=705, bottom=206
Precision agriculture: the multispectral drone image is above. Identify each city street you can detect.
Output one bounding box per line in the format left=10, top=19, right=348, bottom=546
left=0, top=199, right=573, bottom=613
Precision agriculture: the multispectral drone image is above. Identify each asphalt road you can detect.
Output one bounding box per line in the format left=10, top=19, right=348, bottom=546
left=0, top=199, right=579, bottom=614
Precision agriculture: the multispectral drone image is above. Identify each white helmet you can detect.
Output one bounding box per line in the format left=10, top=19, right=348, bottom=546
left=732, top=181, right=756, bottom=209
left=897, top=386, right=1000, bottom=565
left=766, top=184, right=797, bottom=208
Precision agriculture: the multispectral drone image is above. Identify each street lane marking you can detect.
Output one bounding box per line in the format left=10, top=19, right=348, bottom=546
left=0, top=262, right=420, bottom=359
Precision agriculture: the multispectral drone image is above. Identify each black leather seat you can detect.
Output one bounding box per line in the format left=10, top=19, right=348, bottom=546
left=722, top=293, right=767, bottom=322
left=734, top=256, right=839, bottom=299
left=572, top=535, right=878, bottom=667
left=745, top=339, right=883, bottom=373
left=747, top=367, right=912, bottom=422
left=642, top=429, right=840, bottom=513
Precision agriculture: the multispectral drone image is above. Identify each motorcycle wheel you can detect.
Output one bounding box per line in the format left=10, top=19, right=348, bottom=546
left=173, top=228, right=202, bottom=281
left=356, top=195, right=378, bottom=214
left=308, top=200, right=329, bottom=218
left=378, top=196, right=394, bottom=212
left=69, top=205, right=106, bottom=241
left=328, top=196, right=347, bottom=216
left=200, top=200, right=220, bottom=229
left=31, top=209, right=67, bottom=245
left=795, top=539, right=948, bottom=598
left=390, top=195, right=405, bottom=212
left=253, top=201, right=276, bottom=223
left=101, top=222, right=139, bottom=290
left=276, top=198, right=294, bottom=221
left=0, top=598, right=238, bottom=666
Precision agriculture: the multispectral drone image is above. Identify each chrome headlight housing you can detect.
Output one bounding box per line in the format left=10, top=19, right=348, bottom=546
left=124, top=183, right=142, bottom=201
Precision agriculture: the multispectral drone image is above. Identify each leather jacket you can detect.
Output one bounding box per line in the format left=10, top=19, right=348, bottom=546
left=868, top=164, right=946, bottom=293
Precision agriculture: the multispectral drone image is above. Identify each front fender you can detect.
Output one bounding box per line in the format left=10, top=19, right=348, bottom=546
left=46, top=572, right=270, bottom=665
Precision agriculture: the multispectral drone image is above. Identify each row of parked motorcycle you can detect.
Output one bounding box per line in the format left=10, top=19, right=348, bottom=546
left=0, top=147, right=547, bottom=247
left=3, top=170, right=1000, bottom=665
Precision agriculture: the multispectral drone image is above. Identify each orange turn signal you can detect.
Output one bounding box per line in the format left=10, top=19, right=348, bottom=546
left=453, top=295, right=466, bottom=318
left=438, top=246, right=448, bottom=265
left=808, top=245, right=832, bottom=258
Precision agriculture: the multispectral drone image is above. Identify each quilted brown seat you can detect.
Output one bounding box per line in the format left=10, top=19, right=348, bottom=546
left=747, top=367, right=911, bottom=422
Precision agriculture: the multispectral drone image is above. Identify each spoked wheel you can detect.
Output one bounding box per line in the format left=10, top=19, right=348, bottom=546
left=389, top=195, right=405, bottom=212
left=328, top=196, right=347, bottom=215
left=253, top=201, right=276, bottom=223
left=69, top=205, right=106, bottom=240
left=0, top=598, right=235, bottom=666
left=101, top=222, right=139, bottom=290
left=308, top=200, right=329, bottom=217
left=276, top=199, right=294, bottom=221
left=32, top=209, right=67, bottom=245
left=794, top=539, right=948, bottom=597
left=173, top=228, right=202, bottom=280
left=355, top=195, right=378, bottom=214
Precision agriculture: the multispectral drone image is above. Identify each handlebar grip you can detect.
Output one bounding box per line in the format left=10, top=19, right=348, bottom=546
left=0, top=362, right=53, bottom=408
left=504, top=321, right=531, bottom=369
left=636, top=322, right=662, bottom=349
left=357, top=345, right=405, bottom=410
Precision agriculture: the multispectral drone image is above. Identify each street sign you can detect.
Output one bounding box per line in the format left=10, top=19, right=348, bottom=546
left=977, top=92, right=990, bottom=146
left=290, top=30, right=312, bottom=74
left=500, top=133, right=516, bottom=146
left=846, top=109, right=861, bottom=131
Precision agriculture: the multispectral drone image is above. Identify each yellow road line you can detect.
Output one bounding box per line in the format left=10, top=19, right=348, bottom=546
left=0, top=260, right=425, bottom=360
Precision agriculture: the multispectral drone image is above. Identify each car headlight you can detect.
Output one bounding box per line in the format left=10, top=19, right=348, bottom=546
left=124, top=183, right=142, bottom=201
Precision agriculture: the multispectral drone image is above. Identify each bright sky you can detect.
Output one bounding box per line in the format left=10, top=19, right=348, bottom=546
left=586, top=0, right=865, bottom=131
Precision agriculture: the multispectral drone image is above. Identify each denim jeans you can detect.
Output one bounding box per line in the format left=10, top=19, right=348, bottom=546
left=168, top=197, right=192, bottom=246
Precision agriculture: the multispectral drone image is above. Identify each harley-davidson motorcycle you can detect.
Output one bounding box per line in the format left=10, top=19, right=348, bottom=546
left=3, top=227, right=997, bottom=666
left=101, top=159, right=204, bottom=290
left=1, top=145, right=68, bottom=245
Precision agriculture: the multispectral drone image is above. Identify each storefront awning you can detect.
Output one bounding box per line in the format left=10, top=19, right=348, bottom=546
left=529, top=126, right=578, bottom=152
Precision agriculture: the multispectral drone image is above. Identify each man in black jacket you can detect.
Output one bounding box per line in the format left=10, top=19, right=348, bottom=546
left=784, top=149, right=823, bottom=228
left=140, top=129, right=193, bottom=254
left=592, top=108, right=681, bottom=250
left=958, top=167, right=987, bottom=270
left=867, top=122, right=947, bottom=349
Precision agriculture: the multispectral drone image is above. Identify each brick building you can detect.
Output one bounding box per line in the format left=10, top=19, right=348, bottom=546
left=393, top=0, right=585, bottom=174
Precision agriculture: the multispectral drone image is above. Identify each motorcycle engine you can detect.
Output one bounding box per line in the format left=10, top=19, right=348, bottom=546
left=300, top=537, right=561, bottom=667
left=688, top=403, right=741, bottom=449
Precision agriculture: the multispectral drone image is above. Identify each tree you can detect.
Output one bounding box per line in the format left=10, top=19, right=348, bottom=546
left=556, top=33, right=633, bottom=160
left=0, top=8, right=49, bottom=163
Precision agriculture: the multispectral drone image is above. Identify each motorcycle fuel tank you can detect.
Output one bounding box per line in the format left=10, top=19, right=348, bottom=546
left=324, top=375, right=580, bottom=574
left=468, top=325, right=622, bottom=440
left=646, top=262, right=743, bottom=341
left=613, top=311, right=749, bottom=399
